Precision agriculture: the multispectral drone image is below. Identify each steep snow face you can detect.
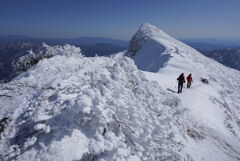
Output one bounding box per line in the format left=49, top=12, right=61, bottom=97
left=128, top=23, right=170, bottom=56
left=0, top=45, right=185, bottom=161
left=129, top=23, right=240, bottom=160
left=128, top=23, right=194, bottom=73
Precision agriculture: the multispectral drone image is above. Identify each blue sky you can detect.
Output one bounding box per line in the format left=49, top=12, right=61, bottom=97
left=1, top=0, right=240, bottom=40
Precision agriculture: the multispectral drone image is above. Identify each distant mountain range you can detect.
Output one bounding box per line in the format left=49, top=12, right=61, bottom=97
left=1, top=35, right=240, bottom=51
left=0, top=35, right=129, bottom=47
left=182, top=39, right=240, bottom=71
left=182, top=38, right=240, bottom=45
left=181, top=38, right=240, bottom=51
left=202, top=49, right=240, bottom=70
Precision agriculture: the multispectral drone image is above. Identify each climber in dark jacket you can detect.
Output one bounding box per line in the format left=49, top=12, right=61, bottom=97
left=177, top=73, right=185, bottom=93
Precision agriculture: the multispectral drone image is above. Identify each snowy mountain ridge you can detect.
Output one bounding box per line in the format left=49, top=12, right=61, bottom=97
left=0, top=23, right=240, bottom=161
left=129, top=23, right=240, bottom=160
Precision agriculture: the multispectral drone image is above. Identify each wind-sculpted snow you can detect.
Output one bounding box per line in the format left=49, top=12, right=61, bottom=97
left=0, top=45, right=185, bottom=160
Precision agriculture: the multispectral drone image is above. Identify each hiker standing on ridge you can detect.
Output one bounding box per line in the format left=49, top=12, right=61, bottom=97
left=177, top=73, right=185, bottom=93
left=187, top=74, right=193, bottom=88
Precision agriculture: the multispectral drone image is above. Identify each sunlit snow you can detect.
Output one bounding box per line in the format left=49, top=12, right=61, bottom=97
left=0, top=23, right=240, bottom=161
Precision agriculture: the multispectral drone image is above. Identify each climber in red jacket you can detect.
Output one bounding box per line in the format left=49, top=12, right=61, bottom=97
left=186, top=74, right=193, bottom=88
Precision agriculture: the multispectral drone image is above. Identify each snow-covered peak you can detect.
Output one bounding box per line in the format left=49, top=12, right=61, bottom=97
left=128, top=23, right=174, bottom=56
left=138, top=23, right=173, bottom=39
left=128, top=23, right=240, bottom=160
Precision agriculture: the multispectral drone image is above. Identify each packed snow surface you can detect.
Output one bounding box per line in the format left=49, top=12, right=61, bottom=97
left=0, top=23, right=240, bottom=161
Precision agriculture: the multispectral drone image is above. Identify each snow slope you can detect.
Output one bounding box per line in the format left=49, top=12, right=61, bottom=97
left=0, top=44, right=186, bottom=160
left=128, top=23, right=240, bottom=161
left=0, top=23, right=240, bottom=161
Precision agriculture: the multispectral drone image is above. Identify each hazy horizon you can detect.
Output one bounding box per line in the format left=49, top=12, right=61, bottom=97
left=1, top=0, right=240, bottom=41
left=1, top=34, right=240, bottom=44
